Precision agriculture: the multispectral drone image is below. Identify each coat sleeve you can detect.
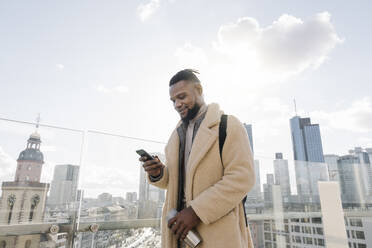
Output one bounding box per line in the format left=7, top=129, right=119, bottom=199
left=189, top=115, right=255, bottom=225
left=147, top=132, right=175, bottom=189
left=147, top=166, right=169, bottom=189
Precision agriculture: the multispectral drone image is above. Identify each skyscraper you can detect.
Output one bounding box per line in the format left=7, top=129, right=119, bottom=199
left=273, top=153, right=291, bottom=199
left=246, top=160, right=262, bottom=202
left=324, top=154, right=340, bottom=181
left=48, top=164, right=80, bottom=208
left=138, top=152, right=165, bottom=218
left=338, top=155, right=366, bottom=204
left=244, top=123, right=254, bottom=154
left=263, top=174, right=274, bottom=207
left=290, top=116, right=324, bottom=163
left=290, top=116, right=328, bottom=202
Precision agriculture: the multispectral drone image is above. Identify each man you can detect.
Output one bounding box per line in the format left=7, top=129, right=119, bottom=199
left=140, top=69, right=255, bottom=248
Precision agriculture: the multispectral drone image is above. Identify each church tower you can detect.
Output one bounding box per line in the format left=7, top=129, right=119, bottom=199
left=0, top=118, right=50, bottom=247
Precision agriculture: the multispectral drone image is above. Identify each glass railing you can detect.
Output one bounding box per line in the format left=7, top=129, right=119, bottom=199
left=0, top=117, right=371, bottom=247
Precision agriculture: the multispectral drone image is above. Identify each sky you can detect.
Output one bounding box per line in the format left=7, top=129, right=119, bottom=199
left=0, top=0, right=371, bottom=198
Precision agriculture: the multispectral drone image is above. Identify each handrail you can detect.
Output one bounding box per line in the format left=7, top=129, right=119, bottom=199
left=0, top=219, right=160, bottom=236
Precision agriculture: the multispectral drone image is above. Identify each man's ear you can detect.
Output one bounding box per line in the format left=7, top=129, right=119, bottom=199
left=195, top=83, right=203, bottom=96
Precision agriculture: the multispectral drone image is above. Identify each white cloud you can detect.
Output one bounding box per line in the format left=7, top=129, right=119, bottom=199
left=174, top=43, right=208, bottom=69
left=176, top=12, right=342, bottom=84
left=56, top=64, right=65, bottom=71
left=95, top=85, right=129, bottom=94
left=137, top=0, right=161, bottom=22
left=0, top=146, right=16, bottom=182
left=311, top=97, right=372, bottom=133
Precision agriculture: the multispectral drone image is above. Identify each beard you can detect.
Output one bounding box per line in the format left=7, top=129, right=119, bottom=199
left=181, top=103, right=201, bottom=122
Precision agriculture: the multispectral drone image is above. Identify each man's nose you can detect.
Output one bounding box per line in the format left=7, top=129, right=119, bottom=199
left=174, top=100, right=182, bottom=109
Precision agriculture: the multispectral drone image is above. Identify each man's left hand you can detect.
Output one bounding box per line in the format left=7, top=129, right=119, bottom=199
left=168, top=206, right=201, bottom=240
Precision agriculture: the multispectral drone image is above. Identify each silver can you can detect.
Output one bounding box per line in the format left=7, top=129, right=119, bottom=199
left=166, top=209, right=202, bottom=248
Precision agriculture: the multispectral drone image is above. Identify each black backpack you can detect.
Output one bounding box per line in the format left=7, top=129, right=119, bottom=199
left=219, top=114, right=248, bottom=227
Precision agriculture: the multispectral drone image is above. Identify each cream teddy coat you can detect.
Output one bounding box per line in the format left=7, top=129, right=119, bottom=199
left=149, top=103, right=255, bottom=248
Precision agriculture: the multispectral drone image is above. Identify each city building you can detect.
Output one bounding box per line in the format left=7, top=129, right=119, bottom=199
left=338, top=155, right=367, bottom=205
left=126, top=192, right=138, bottom=203
left=138, top=152, right=165, bottom=219
left=273, top=153, right=291, bottom=200
left=247, top=160, right=262, bottom=203
left=325, top=147, right=372, bottom=206
left=254, top=211, right=371, bottom=248
left=290, top=116, right=328, bottom=203
left=324, top=154, right=340, bottom=181
left=0, top=129, right=50, bottom=247
left=244, top=123, right=254, bottom=154
left=290, top=116, right=325, bottom=163
left=263, top=174, right=275, bottom=208
left=48, top=164, right=79, bottom=208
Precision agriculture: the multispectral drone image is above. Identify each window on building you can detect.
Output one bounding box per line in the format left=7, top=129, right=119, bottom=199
left=265, top=233, right=271, bottom=241
left=265, top=242, right=272, bottom=248
left=264, top=223, right=271, bottom=231
left=291, top=218, right=300, bottom=222
left=285, top=235, right=290, bottom=243
left=302, top=226, right=312, bottom=234
left=352, top=230, right=356, bottom=239
left=357, top=244, right=366, bottom=248
left=355, top=231, right=365, bottom=240
left=303, top=237, right=313, bottom=244
left=294, top=236, right=302, bottom=243
left=350, top=219, right=363, bottom=227
left=317, top=239, right=325, bottom=246
left=347, top=230, right=350, bottom=238
left=314, top=227, right=323, bottom=235
left=29, top=195, right=40, bottom=221
left=293, top=226, right=300, bottom=232
left=301, top=218, right=310, bottom=223
left=312, top=217, right=322, bottom=224
left=7, top=194, right=16, bottom=224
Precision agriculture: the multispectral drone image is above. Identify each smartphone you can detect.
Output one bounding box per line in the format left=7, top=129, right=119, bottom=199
left=136, top=149, right=155, bottom=161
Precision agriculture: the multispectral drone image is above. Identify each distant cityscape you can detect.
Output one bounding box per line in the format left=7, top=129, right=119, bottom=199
left=0, top=113, right=371, bottom=247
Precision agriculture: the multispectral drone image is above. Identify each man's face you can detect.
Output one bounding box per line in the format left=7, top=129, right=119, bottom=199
left=169, top=80, right=203, bottom=121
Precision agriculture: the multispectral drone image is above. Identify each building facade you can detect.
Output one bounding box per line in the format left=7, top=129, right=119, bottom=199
left=48, top=164, right=79, bottom=208
left=0, top=131, right=50, bottom=248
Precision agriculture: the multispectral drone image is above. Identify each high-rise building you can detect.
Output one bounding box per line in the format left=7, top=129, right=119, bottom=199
left=338, top=155, right=366, bottom=204
left=324, top=154, right=340, bottom=181
left=246, top=160, right=262, bottom=202
left=290, top=116, right=328, bottom=202
left=244, top=123, right=254, bottom=154
left=263, top=174, right=274, bottom=207
left=126, top=192, right=137, bottom=202
left=138, top=152, right=165, bottom=218
left=349, top=147, right=372, bottom=196
left=290, top=116, right=324, bottom=163
left=273, top=153, right=291, bottom=200
left=48, top=164, right=79, bottom=207
left=0, top=129, right=50, bottom=247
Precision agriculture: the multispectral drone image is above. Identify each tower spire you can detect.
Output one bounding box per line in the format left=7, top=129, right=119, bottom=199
left=293, top=98, right=298, bottom=116
left=35, top=113, right=41, bottom=131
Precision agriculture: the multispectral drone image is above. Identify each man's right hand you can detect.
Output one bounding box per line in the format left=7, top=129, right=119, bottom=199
left=139, top=155, right=164, bottom=177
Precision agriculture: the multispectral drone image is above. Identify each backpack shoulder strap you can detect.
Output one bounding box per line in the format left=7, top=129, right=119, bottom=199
left=219, top=114, right=248, bottom=227
left=219, top=114, right=228, bottom=160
